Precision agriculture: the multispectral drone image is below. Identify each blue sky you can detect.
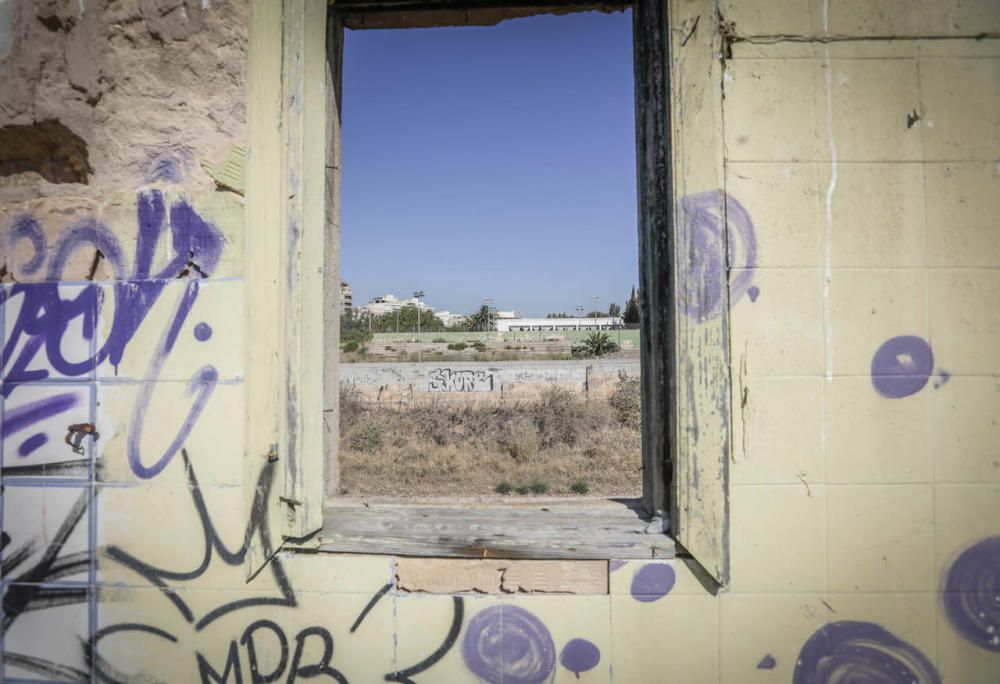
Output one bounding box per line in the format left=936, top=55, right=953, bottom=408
left=341, top=10, right=637, bottom=318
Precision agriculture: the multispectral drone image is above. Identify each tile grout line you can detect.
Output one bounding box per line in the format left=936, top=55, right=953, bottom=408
left=914, top=47, right=941, bottom=668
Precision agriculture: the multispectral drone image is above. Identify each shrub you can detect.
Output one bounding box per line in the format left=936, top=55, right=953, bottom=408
left=514, top=484, right=530, bottom=495
left=447, top=342, right=467, bottom=351
left=494, top=482, right=513, bottom=495
left=533, top=386, right=587, bottom=447
left=339, top=384, right=363, bottom=428
left=529, top=480, right=549, bottom=495
left=341, top=328, right=373, bottom=346
left=609, top=371, right=642, bottom=430
left=348, top=416, right=384, bottom=453
left=503, top=419, right=539, bottom=461
left=570, top=480, right=590, bottom=495
left=342, top=340, right=359, bottom=353
left=433, top=337, right=447, bottom=343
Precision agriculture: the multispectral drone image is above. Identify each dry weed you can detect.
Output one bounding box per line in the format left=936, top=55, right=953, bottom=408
left=338, top=388, right=641, bottom=498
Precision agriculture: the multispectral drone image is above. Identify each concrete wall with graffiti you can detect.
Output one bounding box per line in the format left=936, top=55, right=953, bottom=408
left=341, top=359, right=640, bottom=402
left=2, top=0, right=999, bottom=682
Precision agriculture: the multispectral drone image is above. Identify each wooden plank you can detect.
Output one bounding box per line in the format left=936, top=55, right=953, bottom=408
left=339, top=4, right=626, bottom=29
left=300, top=504, right=675, bottom=560
left=669, top=0, right=731, bottom=586
left=323, top=11, right=345, bottom=502
left=280, top=0, right=329, bottom=537
left=244, top=0, right=287, bottom=580
left=633, top=0, right=674, bottom=521
left=310, top=534, right=673, bottom=560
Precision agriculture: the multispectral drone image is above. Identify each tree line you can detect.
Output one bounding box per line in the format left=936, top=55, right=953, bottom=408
left=341, top=286, right=640, bottom=341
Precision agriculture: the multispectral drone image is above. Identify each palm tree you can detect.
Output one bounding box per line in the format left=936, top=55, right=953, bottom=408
left=582, top=331, right=618, bottom=357
left=469, top=304, right=493, bottom=331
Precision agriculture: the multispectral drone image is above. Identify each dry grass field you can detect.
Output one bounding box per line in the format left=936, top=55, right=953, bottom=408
left=338, top=377, right=642, bottom=498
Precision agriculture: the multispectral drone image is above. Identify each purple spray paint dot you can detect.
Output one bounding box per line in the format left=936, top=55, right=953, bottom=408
left=462, top=605, right=556, bottom=684
left=793, top=620, right=941, bottom=684
left=193, top=322, right=213, bottom=342
left=17, top=433, right=48, bottom=458
left=559, top=638, right=601, bottom=678
left=608, top=560, right=626, bottom=573
left=629, top=563, right=675, bottom=602
left=870, top=335, right=934, bottom=399
left=756, top=654, right=776, bottom=670
left=942, top=536, right=1000, bottom=652
left=747, top=285, right=760, bottom=303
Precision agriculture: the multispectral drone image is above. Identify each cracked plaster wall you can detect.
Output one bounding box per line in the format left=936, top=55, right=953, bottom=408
left=1, top=0, right=999, bottom=682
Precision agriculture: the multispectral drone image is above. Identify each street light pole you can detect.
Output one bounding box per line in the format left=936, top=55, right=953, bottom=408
left=575, top=305, right=584, bottom=332
left=591, top=295, right=600, bottom=330
left=414, top=290, right=424, bottom=338
left=413, top=290, right=425, bottom=361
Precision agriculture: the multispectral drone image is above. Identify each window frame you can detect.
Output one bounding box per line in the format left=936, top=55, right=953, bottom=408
left=245, top=0, right=732, bottom=585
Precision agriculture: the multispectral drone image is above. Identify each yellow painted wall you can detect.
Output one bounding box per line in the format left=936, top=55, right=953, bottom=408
left=1, top=0, right=999, bottom=682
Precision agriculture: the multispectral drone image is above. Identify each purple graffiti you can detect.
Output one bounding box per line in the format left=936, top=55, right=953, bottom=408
left=941, top=536, right=1000, bottom=652
left=608, top=560, right=626, bottom=572
left=793, top=621, right=941, bottom=684
left=17, top=433, right=48, bottom=457
left=9, top=215, right=47, bottom=276
left=194, top=322, right=213, bottom=342
left=870, top=335, right=934, bottom=399
left=630, top=563, right=675, bottom=602
left=559, top=638, right=600, bottom=678
left=933, top=370, right=951, bottom=390
left=462, top=605, right=556, bottom=684
left=756, top=654, right=776, bottom=669
left=680, top=191, right=757, bottom=322
left=1, top=393, right=79, bottom=437
left=2, top=190, right=224, bottom=478
left=747, top=285, right=760, bottom=302
left=141, top=150, right=188, bottom=184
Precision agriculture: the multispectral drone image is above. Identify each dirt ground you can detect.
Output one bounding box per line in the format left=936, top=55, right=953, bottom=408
left=338, top=381, right=643, bottom=499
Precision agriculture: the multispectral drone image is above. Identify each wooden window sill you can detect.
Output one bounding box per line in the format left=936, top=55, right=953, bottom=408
left=288, top=498, right=675, bottom=560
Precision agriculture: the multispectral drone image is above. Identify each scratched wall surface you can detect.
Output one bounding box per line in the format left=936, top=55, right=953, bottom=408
left=3, top=0, right=1000, bottom=682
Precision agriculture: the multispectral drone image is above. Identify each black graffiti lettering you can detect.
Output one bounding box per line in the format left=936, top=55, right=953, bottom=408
left=350, top=583, right=391, bottom=634
left=241, top=619, right=290, bottom=684
left=198, top=641, right=244, bottom=684
left=385, top=596, right=464, bottom=684
left=2, top=488, right=90, bottom=631
left=87, top=622, right=179, bottom=684
left=287, top=627, right=347, bottom=684
left=105, top=451, right=296, bottom=631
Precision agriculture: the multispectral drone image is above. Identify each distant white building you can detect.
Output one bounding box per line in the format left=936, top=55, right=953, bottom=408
left=359, top=294, right=468, bottom=327
left=339, top=281, right=352, bottom=315
left=435, top=311, right=467, bottom=328
left=496, top=316, right=624, bottom=332
left=359, top=294, right=432, bottom=317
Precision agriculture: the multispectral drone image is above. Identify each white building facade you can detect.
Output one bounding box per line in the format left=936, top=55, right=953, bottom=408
left=495, top=316, right=624, bottom=332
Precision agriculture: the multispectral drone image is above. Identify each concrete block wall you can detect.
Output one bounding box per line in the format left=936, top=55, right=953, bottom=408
left=1, top=0, right=998, bottom=682
left=341, top=359, right=640, bottom=402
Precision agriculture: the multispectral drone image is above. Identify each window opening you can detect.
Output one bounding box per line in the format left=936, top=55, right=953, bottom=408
left=336, top=10, right=643, bottom=504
